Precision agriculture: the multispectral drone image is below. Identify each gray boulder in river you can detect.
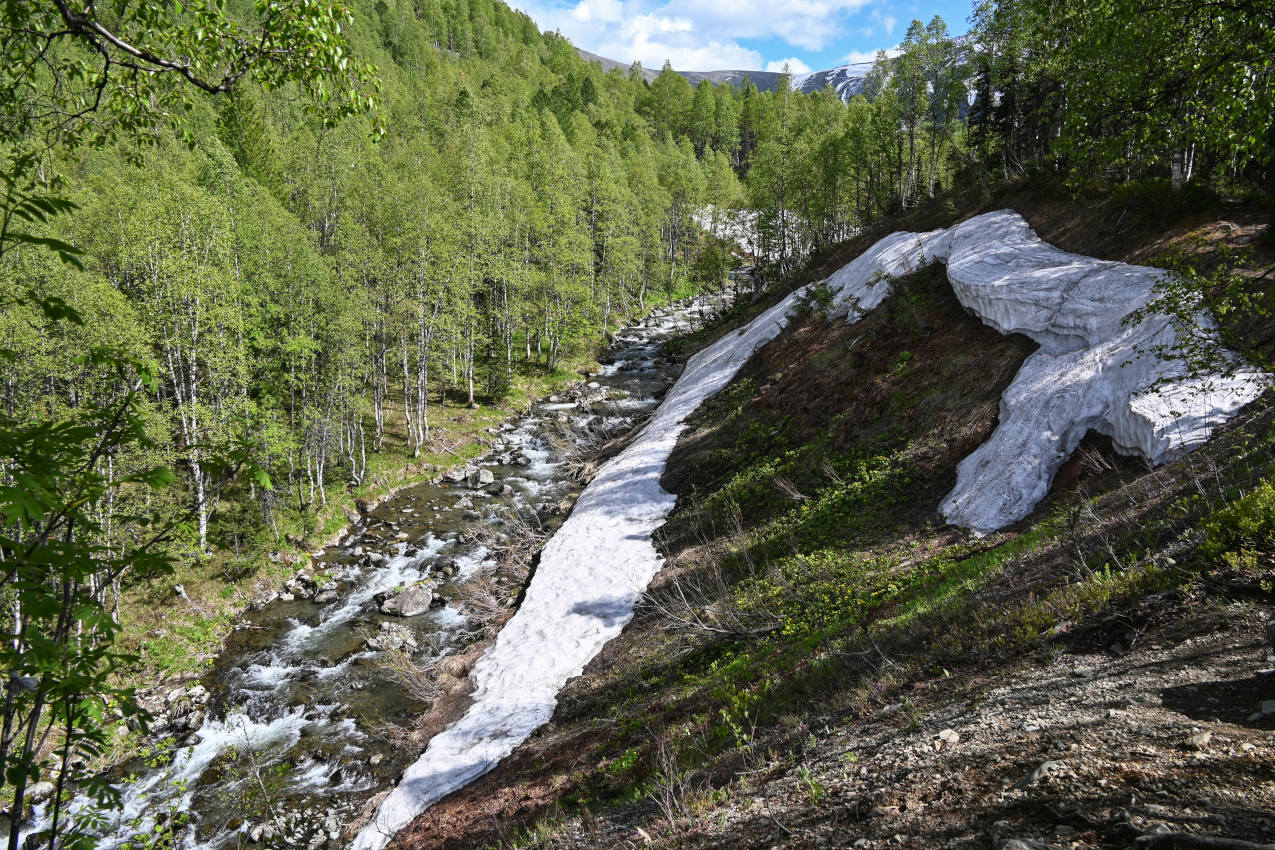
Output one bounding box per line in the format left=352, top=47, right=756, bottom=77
left=378, top=584, right=438, bottom=617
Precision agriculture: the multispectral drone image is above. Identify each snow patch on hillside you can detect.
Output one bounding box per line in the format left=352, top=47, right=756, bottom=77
left=818, top=209, right=1267, bottom=534
left=792, top=61, right=874, bottom=99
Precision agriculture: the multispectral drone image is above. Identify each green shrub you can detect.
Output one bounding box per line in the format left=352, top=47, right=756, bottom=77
left=1200, top=478, right=1275, bottom=570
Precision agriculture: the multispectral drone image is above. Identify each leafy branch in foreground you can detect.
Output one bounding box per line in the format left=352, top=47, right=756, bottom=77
left=0, top=295, right=269, bottom=850
left=0, top=0, right=381, bottom=265
left=1124, top=246, right=1275, bottom=386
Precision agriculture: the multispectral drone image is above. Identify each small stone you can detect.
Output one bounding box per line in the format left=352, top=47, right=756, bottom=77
left=248, top=824, right=275, bottom=843
left=937, top=728, right=960, bottom=745
left=28, top=782, right=55, bottom=804
left=1022, top=760, right=1060, bottom=787
left=279, top=593, right=295, bottom=602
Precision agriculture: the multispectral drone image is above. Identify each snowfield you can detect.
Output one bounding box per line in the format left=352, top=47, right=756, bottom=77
left=353, top=210, right=1265, bottom=848
left=818, top=210, right=1266, bottom=534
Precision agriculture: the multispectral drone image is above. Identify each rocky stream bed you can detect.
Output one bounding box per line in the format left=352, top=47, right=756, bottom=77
left=19, top=295, right=727, bottom=850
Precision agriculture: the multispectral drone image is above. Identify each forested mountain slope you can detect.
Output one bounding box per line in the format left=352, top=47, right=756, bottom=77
left=3, top=0, right=1275, bottom=845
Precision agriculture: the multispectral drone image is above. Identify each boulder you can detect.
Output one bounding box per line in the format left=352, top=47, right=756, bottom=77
left=249, top=592, right=279, bottom=611
left=249, top=823, right=276, bottom=844
left=364, top=622, right=418, bottom=652
left=28, top=782, right=55, bottom=805
left=468, top=468, right=495, bottom=487
left=378, top=585, right=437, bottom=617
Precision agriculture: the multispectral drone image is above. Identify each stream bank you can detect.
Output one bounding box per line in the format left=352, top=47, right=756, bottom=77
left=16, top=295, right=727, bottom=850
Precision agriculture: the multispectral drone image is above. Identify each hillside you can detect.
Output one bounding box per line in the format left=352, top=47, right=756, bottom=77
left=3, top=0, right=1275, bottom=846
left=374, top=188, right=1275, bottom=850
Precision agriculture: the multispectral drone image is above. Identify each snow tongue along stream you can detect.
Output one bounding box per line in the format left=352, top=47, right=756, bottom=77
left=21, top=296, right=723, bottom=850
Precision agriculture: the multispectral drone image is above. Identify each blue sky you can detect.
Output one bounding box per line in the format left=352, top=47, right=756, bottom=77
left=512, top=0, right=974, bottom=73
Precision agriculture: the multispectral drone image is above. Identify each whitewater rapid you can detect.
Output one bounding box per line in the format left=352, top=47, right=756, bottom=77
left=355, top=210, right=1265, bottom=847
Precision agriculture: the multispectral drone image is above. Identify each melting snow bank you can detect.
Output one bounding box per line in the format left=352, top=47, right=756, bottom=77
left=820, top=210, right=1267, bottom=534
left=352, top=293, right=805, bottom=849
left=354, top=210, right=1265, bottom=848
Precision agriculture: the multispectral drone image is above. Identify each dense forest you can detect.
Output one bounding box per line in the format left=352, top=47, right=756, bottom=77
left=1, top=0, right=1272, bottom=843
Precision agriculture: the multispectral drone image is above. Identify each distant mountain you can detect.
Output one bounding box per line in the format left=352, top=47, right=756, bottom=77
left=680, top=69, right=786, bottom=92
left=790, top=61, right=876, bottom=99
left=575, top=49, right=875, bottom=101
left=575, top=47, right=658, bottom=81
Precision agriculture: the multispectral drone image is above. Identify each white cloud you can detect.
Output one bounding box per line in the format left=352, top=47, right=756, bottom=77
left=569, top=0, right=624, bottom=23
left=514, top=0, right=883, bottom=71
left=856, top=8, right=896, bottom=39
left=841, top=46, right=897, bottom=65
left=765, top=57, right=812, bottom=74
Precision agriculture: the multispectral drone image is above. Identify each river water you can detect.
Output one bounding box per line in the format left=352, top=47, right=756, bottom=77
left=23, top=296, right=722, bottom=850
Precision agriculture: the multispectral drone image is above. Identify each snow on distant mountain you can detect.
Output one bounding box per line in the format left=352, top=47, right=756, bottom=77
left=574, top=49, right=873, bottom=102
left=790, top=61, right=876, bottom=99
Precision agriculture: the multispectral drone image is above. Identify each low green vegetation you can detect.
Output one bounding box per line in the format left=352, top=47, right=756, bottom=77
left=538, top=229, right=1275, bottom=841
